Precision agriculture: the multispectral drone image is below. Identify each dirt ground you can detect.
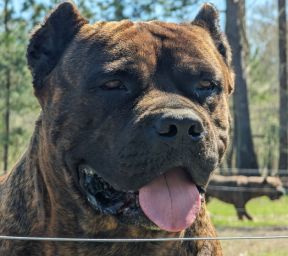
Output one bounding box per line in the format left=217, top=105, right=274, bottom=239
left=217, top=227, right=288, bottom=256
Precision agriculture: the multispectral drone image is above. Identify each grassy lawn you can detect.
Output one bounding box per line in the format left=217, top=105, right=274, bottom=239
left=207, top=195, right=288, bottom=228
left=219, top=228, right=288, bottom=256
left=207, top=196, right=288, bottom=255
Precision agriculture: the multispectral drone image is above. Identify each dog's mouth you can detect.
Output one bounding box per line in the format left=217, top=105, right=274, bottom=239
left=78, top=164, right=205, bottom=232
left=78, top=164, right=139, bottom=215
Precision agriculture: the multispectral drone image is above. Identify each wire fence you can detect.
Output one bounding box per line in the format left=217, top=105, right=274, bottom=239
left=207, top=185, right=285, bottom=192
left=0, top=235, right=288, bottom=242
left=215, top=168, right=288, bottom=176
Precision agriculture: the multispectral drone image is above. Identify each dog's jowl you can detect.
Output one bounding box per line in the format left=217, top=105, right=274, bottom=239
left=0, top=2, right=234, bottom=255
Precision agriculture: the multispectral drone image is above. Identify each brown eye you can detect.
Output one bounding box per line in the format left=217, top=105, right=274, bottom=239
left=199, top=79, right=212, bottom=88
left=100, top=80, right=127, bottom=91
left=197, top=79, right=218, bottom=91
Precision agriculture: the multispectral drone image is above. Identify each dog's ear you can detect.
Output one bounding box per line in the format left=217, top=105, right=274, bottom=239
left=192, top=3, right=231, bottom=66
left=27, top=1, right=88, bottom=89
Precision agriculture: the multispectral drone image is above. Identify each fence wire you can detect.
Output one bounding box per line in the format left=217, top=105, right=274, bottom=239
left=216, top=168, right=288, bottom=176
left=207, top=185, right=285, bottom=192
left=0, top=235, right=288, bottom=242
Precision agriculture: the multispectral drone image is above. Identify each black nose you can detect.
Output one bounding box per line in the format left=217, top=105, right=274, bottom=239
left=155, top=110, right=205, bottom=142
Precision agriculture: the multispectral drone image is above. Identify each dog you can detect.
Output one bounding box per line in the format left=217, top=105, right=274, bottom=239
left=0, top=2, right=234, bottom=255
left=206, top=175, right=285, bottom=220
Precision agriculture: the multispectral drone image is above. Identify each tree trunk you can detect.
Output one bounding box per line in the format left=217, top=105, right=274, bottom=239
left=278, top=0, right=288, bottom=172
left=3, top=0, right=11, bottom=173
left=226, top=0, right=259, bottom=175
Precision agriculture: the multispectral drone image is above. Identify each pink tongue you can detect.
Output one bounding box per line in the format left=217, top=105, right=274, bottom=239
left=139, top=168, right=201, bottom=232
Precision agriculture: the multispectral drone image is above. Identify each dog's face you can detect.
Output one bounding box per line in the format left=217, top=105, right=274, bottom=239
left=27, top=3, right=234, bottom=232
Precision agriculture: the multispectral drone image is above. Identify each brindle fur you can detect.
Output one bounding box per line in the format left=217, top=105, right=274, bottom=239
left=0, top=2, right=234, bottom=255
left=206, top=175, right=284, bottom=220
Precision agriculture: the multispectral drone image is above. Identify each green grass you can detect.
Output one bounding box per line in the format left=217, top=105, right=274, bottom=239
left=250, top=252, right=288, bottom=256
left=207, top=195, right=288, bottom=228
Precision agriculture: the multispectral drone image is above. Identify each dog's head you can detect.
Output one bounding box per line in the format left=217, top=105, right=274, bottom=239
left=262, top=177, right=285, bottom=200
left=27, top=2, right=234, bottom=232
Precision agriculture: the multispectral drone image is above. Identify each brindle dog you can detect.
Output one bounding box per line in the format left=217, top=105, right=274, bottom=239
left=206, top=175, right=285, bottom=220
left=0, top=2, right=234, bottom=255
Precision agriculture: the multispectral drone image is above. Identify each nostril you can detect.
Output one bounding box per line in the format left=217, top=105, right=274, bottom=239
left=158, top=124, right=178, bottom=137
left=188, top=124, right=205, bottom=140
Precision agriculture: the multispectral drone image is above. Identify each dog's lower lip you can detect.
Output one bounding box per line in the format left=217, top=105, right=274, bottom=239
left=78, top=164, right=139, bottom=215
left=196, top=185, right=206, bottom=194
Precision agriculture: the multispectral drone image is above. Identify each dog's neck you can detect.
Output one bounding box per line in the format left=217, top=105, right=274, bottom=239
left=0, top=121, right=47, bottom=234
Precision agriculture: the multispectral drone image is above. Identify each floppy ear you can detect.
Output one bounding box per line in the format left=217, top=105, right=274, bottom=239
left=192, top=3, right=232, bottom=66
left=27, top=1, right=88, bottom=89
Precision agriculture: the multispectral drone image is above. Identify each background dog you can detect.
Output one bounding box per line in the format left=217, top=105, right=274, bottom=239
left=206, top=175, right=285, bottom=220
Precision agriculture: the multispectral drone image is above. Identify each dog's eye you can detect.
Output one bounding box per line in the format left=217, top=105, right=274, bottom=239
left=193, top=79, right=221, bottom=99
left=197, top=79, right=217, bottom=91
left=100, top=80, right=127, bottom=91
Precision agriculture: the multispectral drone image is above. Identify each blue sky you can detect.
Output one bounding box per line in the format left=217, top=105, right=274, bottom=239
left=10, top=0, right=274, bottom=29
left=12, top=0, right=225, bottom=18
